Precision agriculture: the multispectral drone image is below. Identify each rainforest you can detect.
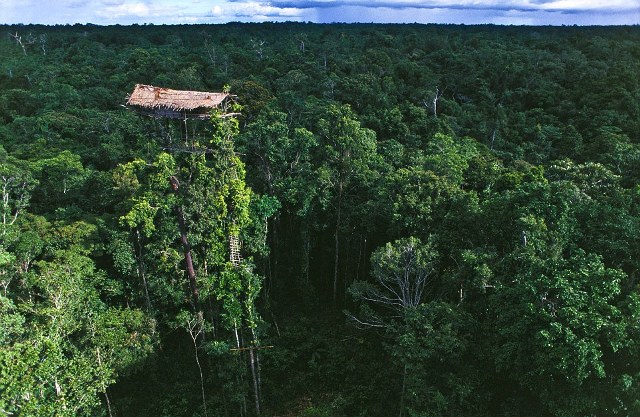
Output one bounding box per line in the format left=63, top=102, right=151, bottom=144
left=1, top=22, right=639, bottom=417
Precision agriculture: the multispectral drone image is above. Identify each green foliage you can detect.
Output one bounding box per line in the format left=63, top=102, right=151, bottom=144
left=0, top=244, right=154, bottom=416
left=394, top=302, right=481, bottom=417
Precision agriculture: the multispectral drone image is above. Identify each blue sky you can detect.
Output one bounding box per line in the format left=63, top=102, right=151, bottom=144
left=1, top=0, right=639, bottom=25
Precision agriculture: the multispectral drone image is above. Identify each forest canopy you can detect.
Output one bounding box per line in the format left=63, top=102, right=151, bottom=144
left=1, top=22, right=639, bottom=417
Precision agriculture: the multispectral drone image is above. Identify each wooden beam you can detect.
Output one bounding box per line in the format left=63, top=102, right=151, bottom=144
left=229, top=345, right=274, bottom=352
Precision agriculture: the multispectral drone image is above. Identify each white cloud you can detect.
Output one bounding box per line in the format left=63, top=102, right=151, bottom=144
left=98, top=2, right=151, bottom=18
left=95, top=1, right=186, bottom=21
left=539, top=0, right=639, bottom=11
left=211, top=1, right=304, bottom=21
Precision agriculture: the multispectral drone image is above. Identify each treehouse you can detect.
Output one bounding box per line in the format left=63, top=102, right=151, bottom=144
left=126, top=83, right=229, bottom=120
left=126, top=84, right=231, bottom=149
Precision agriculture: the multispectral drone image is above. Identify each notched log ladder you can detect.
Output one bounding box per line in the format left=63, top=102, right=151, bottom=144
left=229, top=234, right=242, bottom=267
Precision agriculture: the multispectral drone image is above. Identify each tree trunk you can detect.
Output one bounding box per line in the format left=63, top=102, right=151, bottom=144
left=186, top=316, right=208, bottom=417
left=193, top=335, right=208, bottom=417
left=135, top=228, right=152, bottom=313
left=250, top=328, right=262, bottom=415
left=270, top=215, right=279, bottom=286
left=177, top=205, right=200, bottom=310
left=302, top=225, right=310, bottom=285
left=104, top=390, right=113, bottom=417
left=333, top=186, right=343, bottom=306
left=233, top=321, right=247, bottom=417
left=249, top=347, right=260, bottom=415
left=399, top=364, right=408, bottom=417
left=96, top=348, right=114, bottom=417
left=170, top=176, right=200, bottom=312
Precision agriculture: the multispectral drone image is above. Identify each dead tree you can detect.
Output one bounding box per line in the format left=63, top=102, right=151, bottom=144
left=9, top=32, right=27, bottom=55
left=251, top=39, right=266, bottom=60
left=9, top=32, right=35, bottom=55
left=423, top=86, right=444, bottom=118
left=39, top=34, right=47, bottom=55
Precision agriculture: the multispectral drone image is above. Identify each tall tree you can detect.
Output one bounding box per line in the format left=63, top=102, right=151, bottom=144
left=316, top=104, right=377, bottom=305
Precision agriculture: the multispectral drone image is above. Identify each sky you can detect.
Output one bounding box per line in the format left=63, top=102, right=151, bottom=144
left=0, top=0, right=639, bottom=26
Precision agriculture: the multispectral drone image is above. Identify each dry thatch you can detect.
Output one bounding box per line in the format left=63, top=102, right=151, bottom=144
left=126, top=84, right=229, bottom=119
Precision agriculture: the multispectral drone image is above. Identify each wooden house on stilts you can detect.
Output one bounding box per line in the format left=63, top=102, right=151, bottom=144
left=126, top=83, right=242, bottom=267
left=126, top=83, right=231, bottom=152
left=126, top=84, right=229, bottom=120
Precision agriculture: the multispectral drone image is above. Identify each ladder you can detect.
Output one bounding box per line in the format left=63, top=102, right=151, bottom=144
left=229, top=235, right=242, bottom=267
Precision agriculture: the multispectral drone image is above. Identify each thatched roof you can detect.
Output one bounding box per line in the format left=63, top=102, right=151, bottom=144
left=126, top=84, right=229, bottom=119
